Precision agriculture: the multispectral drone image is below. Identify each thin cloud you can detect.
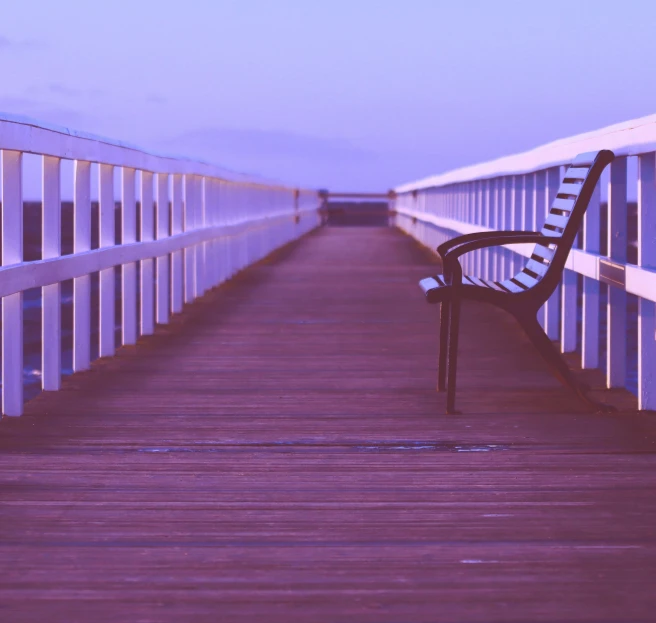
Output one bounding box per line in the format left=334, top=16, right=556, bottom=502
left=48, top=83, right=103, bottom=98
left=162, top=127, right=374, bottom=163
left=155, top=126, right=378, bottom=189
left=0, top=95, right=94, bottom=130
left=0, top=34, right=41, bottom=51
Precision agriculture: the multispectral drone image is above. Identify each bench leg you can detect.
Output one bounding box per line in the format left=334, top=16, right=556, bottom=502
left=445, top=296, right=461, bottom=414
left=438, top=299, right=450, bottom=391
left=518, top=315, right=615, bottom=413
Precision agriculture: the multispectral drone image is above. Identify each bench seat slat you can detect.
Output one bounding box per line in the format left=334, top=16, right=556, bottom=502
left=558, top=182, right=584, bottom=197
left=513, top=271, right=538, bottom=289
left=571, top=152, right=598, bottom=166
left=552, top=197, right=575, bottom=212
left=532, top=244, right=556, bottom=261
left=563, top=166, right=590, bottom=181
left=496, top=279, right=523, bottom=293
left=543, top=213, right=570, bottom=230
left=525, top=258, right=549, bottom=277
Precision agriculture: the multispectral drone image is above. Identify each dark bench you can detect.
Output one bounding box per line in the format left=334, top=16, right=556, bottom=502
left=419, top=150, right=615, bottom=414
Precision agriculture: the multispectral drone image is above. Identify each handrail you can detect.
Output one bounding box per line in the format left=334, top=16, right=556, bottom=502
left=0, top=113, right=321, bottom=416
left=396, top=113, right=656, bottom=192
left=393, top=114, right=656, bottom=411
left=0, top=112, right=287, bottom=187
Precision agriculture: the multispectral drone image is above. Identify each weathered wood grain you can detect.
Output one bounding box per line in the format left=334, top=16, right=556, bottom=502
left=1, top=227, right=654, bottom=622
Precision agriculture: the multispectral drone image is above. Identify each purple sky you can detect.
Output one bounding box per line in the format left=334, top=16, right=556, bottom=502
left=2, top=0, right=655, bottom=192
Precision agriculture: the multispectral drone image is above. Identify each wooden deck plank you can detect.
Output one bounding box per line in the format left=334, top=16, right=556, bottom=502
left=1, top=227, right=655, bottom=622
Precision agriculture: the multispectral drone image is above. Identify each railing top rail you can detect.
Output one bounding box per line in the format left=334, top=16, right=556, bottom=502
left=0, top=111, right=313, bottom=193
left=396, top=113, right=656, bottom=193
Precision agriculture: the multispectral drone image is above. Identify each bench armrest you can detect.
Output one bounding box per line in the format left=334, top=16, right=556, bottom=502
left=442, top=233, right=562, bottom=285
left=437, top=230, right=538, bottom=261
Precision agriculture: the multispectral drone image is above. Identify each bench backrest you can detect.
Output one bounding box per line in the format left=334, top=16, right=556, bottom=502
left=507, top=149, right=614, bottom=298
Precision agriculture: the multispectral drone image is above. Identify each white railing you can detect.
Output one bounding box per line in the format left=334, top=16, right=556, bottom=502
left=0, top=113, right=320, bottom=416
left=393, top=114, right=656, bottom=411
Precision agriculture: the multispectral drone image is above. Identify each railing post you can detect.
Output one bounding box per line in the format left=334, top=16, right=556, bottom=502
left=217, top=180, right=226, bottom=284
left=522, top=173, right=535, bottom=230
left=488, top=178, right=497, bottom=280
left=480, top=179, right=488, bottom=279
left=475, top=180, right=483, bottom=276
left=581, top=182, right=601, bottom=368
left=183, top=175, right=196, bottom=303
left=171, top=174, right=184, bottom=314
left=467, top=182, right=474, bottom=274
left=559, top=165, right=578, bottom=354
left=224, top=182, right=233, bottom=280
left=560, top=271, right=577, bottom=353
left=99, top=163, right=115, bottom=357
left=73, top=160, right=91, bottom=371
left=1, top=150, right=24, bottom=416
left=637, top=153, right=656, bottom=410
left=534, top=170, right=546, bottom=327
left=543, top=167, right=561, bottom=340
left=511, top=175, right=524, bottom=275
left=206, top=178, right=217, bottom=288
left=501, top=176, right=512, bottom=280
left=42, top=155, right=62, bottom=390
left=140, top=171, right=155, bottom=336
left=122, top=167, right=138, bottom=345
left=606, top=157, right=627, bottom=388
left=196, top=176, right=206, bottom=297
left=156, top=172, right=170, bottom=325
left=494, top=177, right=503, bottom=281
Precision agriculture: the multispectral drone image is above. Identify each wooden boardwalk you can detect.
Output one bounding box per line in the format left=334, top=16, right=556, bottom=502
left=1, top=227, right=655, bottom=622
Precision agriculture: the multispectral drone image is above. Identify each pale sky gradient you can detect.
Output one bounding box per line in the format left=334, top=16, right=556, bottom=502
left=1, top=0, right=655, bottom=191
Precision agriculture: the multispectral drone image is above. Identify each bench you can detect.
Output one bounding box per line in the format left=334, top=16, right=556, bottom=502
left=419, top=150, right=615, bottom=414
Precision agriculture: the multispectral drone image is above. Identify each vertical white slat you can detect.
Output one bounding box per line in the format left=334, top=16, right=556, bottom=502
left=534, top=170, right=547, bottom=230
left=215, top=180, right=225, bottom=285
left=156, top=172, right=170, bottom=325
left=210, top=178, right=220, bottom=287
left=534, top=171, right=547, bottom=328
left=560, top=164, right=577, bottom=353
left=171, top=173, right=184, bottom=314
left=99, top=163, right=115, bottom=358
left=637, top=153, right=656, bottom=410
left=461, top=184, right=469, bottom=273
left=196, top=176, right=206, bottom=296
left=1, top=150, right=24, bottom=415
left=42, top=155, right=61, bottom=391
left=203, top=178, right=213, bottom=289
left=223, top=182, right=232, bottom=281
left=226, top=181, right=233, bottom=280
left=73, top=160, right=91, bottom=372
left=522, top=173, right=535, bottom=230
left=581, top=182, right=601, bottom=368
left=511, top=175, right=524, bottom=275
left=236, top=184, right=244, bottom=272
left=122, top=167, right=138, bottom=345
left=183, top=175, right=196, bottom=302
left=475, top=180, right=483, bottom=276
left=482, top=179, right=490, bottom=279
left=607, top=157, right=627, bottom=388
left=488, top=178, right=496, bottom=280
left=140, top=171, right=155, bottom=336
left=501, top=176, right=512, bottom=280
left=494, top=178, right=503, bottom=280
left=543, top=167, right=561, bottom=340
left=560, top=270, right=577, bottom=352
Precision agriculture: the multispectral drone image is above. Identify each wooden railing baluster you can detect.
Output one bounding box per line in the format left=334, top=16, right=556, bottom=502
left=42, top=155, right=62, bottom=390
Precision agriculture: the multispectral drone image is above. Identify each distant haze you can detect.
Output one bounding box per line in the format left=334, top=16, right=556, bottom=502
left=1, top=0, right=655, bottom=193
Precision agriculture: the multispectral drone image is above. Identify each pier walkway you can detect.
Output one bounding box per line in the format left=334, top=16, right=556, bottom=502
left=1, top=227, right=655, bottom=622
